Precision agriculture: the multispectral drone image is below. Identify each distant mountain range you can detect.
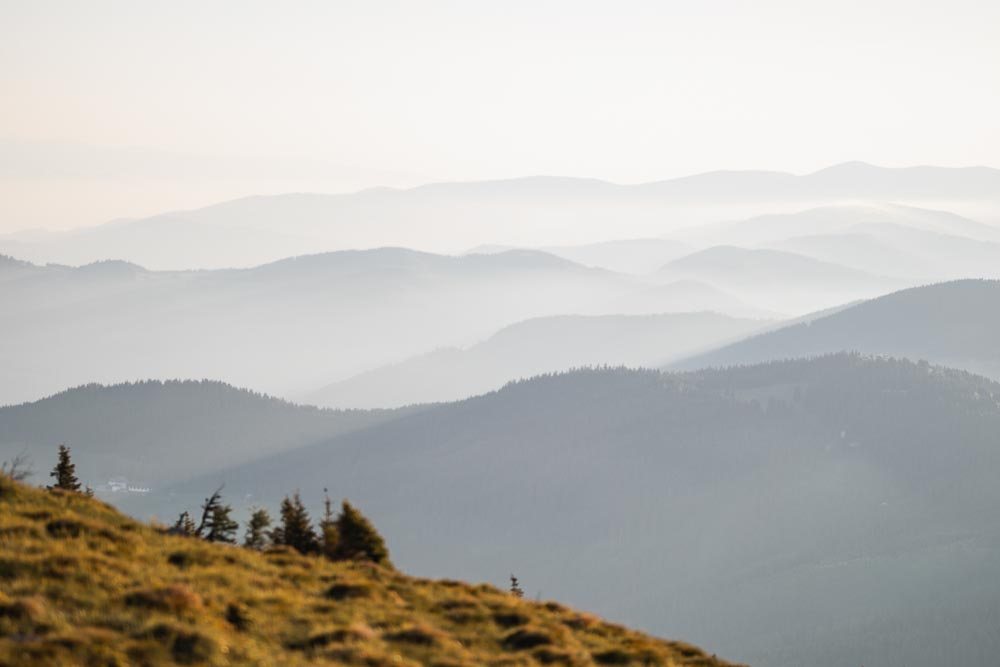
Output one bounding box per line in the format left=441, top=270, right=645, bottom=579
left=3, top=163, right=998, bottom=269
left=303, top=312, right=771, bottom=409
left=672, top=279, right=1000, bottom=380
left=466, top=203, right=1000, bottom=283
left=25, top=353, right=1000, bottom=667
left=768, top=222, right=1000, bottom=281
left=679, top=202, right=1000, bottom=246
left=467, top=239, right=694, bottom=274
left=655, top=245, right=908, bottom=313
left=0, top=247, right=770, bottom=406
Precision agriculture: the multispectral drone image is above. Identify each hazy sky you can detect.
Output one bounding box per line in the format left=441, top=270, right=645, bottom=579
left=2, top=0, right=998, bottom=232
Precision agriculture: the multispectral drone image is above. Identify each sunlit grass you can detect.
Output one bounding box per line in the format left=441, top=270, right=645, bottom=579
left=0, top=476, right=740, bottom=666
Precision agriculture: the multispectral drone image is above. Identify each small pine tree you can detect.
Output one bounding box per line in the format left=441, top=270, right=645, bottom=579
left=332, top=500, right=391, bottom=566
left=320, top=490, right=340, bottom=560
left=276, top=491, right=319, bottom=554
left=510, top=574, right=524, bottom=598
left=243, top=508, right=272, bottom=550
left=204, top=502, right=239, bottom=543
left=173, top=511, right=197, bottom=536
left=194, top=486, right=225, bottom=538
left=48, top=444, right=81, bottom=492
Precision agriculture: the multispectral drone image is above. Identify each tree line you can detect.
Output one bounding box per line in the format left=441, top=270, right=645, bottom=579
left=29, top=444, right=391, bottom=567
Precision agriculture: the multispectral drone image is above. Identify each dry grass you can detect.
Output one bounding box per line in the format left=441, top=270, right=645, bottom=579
left=0, top=476, right=743, bottom=666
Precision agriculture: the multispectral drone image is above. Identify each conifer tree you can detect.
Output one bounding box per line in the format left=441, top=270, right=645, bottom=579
left=194, top=486, right=225, bottom=538
left=48, top=444, right=81, bottom=492
left=320, top=490, right=340, bottom=560
left=510, top=574, right=524, bottom=598
left=276, top=491, right=319, bottom=554
left=204, top=502, right=239, bottom=543
left=243, top=508, right=272, bottom=550
left=173, top=511, right=196, bottom=536
left=332, top=499, right=391, bottom=566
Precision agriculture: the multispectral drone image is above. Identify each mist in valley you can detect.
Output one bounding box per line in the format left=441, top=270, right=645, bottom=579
left=3, top=2, right=1000, bottom=666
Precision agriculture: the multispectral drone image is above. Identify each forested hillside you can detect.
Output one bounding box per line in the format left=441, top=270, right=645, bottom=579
left=94, top=354, right=1000, bottom=667
left=674, top=279, right=1000, bottom=379
left=0, top=380, right=414, bottom=485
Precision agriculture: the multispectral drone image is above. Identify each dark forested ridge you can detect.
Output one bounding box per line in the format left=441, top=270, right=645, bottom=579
left=0, top=380, right=415, bottom=485
left=87, top=354, right=1000, bottom=667
left=672, top=279, right=1000, bottom=379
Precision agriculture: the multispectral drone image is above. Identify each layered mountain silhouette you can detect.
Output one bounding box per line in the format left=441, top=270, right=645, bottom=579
left=3, top=248, right=763, bottom=406
left=673, top=280, right=1000, bottom=379
left=4, top=163, right=998, bottom=269
left=656, top=246, right=907, bottom=313
left=679, top=202, right=1000, bottom=246
left=27, top=354, right=998, bottom=667
left=468, top=239, right=694, bottom=275
left=303, top=312, right=770, bottom=409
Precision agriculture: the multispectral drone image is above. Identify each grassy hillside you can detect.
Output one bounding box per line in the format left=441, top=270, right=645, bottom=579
left=0, top=477, right=738, bottom=667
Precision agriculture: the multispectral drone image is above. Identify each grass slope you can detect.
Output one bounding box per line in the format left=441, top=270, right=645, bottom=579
left=0, top=478, right=739, bottom=667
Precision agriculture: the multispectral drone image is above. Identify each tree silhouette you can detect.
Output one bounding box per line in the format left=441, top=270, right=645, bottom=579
left=320, top=489, right=340, bottom=560
left=274, top=491, right=318, bottom=554
left=204, top=502, right=239, bottom=543
left=48, top=444, right=81, bottom=492
left=194, top=486, right=226, bottom=538
left=243, top=508, right=272, bottom=550
left=510, top=574, right=524, bottom=598
left=172, top=511, right=196, bottom=536
left=332, top=499, right=391, bottom=566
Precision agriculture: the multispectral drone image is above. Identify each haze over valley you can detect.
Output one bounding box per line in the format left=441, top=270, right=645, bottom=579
left=4, top=2, right=1000, bottom=666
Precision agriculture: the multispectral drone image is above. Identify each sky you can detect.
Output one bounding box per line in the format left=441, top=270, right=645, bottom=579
left=1, top=0, right=999, bottom=233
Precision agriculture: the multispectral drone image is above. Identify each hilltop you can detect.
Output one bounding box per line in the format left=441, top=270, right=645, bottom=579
left=672, top=279, right=1000, bottom=379
left=0, top=380, right=414, bottom=485
left=0, top=477, right=738, bottom=666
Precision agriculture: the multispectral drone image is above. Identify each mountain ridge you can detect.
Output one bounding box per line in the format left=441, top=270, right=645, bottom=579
left=670, top=279, right=1000, bottom=379
left=5, top=162, right=998, bottom=270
